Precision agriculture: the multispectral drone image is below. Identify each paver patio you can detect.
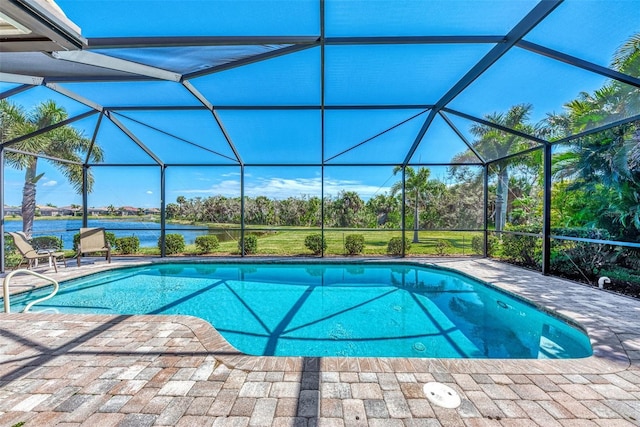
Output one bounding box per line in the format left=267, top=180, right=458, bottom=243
left=1, top=257, right=639, bottom=426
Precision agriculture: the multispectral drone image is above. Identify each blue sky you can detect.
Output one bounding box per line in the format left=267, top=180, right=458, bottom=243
left=2, top=0, right=637, bottom=208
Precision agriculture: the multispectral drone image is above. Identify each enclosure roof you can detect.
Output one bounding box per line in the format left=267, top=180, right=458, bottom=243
left=1, top=0, right=639, bottom=167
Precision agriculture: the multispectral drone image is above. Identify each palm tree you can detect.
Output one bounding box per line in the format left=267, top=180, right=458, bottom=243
left=452, top=104, right=537, bottom=231
left=612, top=32, right=640, bottom=77
left=0, top=99, right=103, bottom=237
left=544, top=32, right=640, bottom=236
left=391, top=166, right=431, bottom=242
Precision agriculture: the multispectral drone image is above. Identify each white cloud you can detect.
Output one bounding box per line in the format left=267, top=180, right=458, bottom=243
left=175, top=177, right=391, bottom=200
left=146, top=190, right=153, bottom=194
left=220, top=172, right=241, bottom=178
left=42, top=180, right=57, bottom=187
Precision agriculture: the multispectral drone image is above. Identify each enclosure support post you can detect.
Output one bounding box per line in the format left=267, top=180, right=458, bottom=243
left=542, top=143, right=552, bottom=275
left=240, top=164, right=245, bottom=257
left=321, top=165, right=325, bottom=257
left=401, top=166, right=406, bottom=257
left=160, top=165, right=166, bottom=257
left=82, top=165, right=88, bottom=228
left=320, top=0, right=325, bottom=258
left=0, top=147, right=5, bottom=273
left=483, top=164, right=489, bottom=258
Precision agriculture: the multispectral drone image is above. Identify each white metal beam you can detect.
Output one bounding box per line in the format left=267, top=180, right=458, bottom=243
left=0, top=71, right=43, bottom=85
left=45, top=82, right=104, bottom=112
left=51, top=50, right=182, bottom=82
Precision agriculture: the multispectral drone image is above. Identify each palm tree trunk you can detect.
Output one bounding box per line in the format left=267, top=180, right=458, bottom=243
left=495, top=167, right=509, bottom=231
left=22, top=158, right=38, bottom=238
left=413, top=193, right=419, bottom=243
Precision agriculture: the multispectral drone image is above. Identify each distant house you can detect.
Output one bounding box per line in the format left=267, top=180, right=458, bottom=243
left=37, top=205, right=61, bottom=216
left=120, top=206, right=139, bottom=216
left=3, top=205, right=21, bottom=216
left=87, top=207, right=109, bottom=216
left=145, top=207, right=161, bottom=215
left=58, top=206, right=82, bottom=216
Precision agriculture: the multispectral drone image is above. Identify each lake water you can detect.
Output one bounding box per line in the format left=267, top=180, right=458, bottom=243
left=4, top=219, right=239, bottom=249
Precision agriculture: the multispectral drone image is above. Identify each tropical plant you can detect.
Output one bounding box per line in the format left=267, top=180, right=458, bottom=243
left=328, top=191, right=365, bottom=228
left=365, top=193, right=400, bottom=228
left=390, top=166, right=432, bottom=242
left=544, top=32, right=640, bottom=239
left=0, top=99, right=103, bottom=237
left=452, top=104, right=538, bottom=231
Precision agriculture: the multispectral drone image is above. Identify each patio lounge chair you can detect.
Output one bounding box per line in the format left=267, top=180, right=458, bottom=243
left=77, top=227, right=112, bottom=266
left=9, top=231, right=66, bottom=273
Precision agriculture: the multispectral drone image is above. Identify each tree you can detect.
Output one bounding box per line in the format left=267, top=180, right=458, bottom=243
left=544, top=32, right=640, bottom=238
left=328, top=191, right=364, bottom=228
left=452, top=104, right=537, bottom=231
left=0, top=99, right=103, bottom=237
left=365, top=193, right=400, bottom=228
left=390, top=166, right=431, bottom=242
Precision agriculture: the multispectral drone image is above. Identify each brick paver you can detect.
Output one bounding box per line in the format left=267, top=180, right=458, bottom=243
left=1, top=257, right=639, bottom=426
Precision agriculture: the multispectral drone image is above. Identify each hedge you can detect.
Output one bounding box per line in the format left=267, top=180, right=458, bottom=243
left=239, top=234, right=258, bottom=254
left=304, top=233, right=326, bottom=255
left=195, top=235, right=220, bottom=253
left=345, top=234, right=365, bottom=255
left=387, top=237, right=411, bottom=256
left=161, top=233, right=185, bottom=255
left=115, top=236, right=140, bottom=254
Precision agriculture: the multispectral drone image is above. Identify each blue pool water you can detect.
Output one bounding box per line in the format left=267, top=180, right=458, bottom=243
left=6, top=262, right=593, bottom=358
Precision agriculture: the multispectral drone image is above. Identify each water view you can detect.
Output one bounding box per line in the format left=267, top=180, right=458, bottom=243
left=4, top=219, right=239, bottom=249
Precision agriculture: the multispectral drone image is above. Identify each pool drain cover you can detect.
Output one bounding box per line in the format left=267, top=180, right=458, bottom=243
left=423, top=382, right=461, bottom=409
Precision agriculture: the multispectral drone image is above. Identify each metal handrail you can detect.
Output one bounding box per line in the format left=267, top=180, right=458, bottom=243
left=3, top=269, right=59, bottom=313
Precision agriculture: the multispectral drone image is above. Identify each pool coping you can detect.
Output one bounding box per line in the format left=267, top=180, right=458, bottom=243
left=1, top=256, right=636, bottom=376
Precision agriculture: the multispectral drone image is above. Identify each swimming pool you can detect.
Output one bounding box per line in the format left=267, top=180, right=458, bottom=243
left=7, top=262, right=592, bottom=359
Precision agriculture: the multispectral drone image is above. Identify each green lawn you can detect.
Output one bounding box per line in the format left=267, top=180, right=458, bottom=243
left=4, top=227, right=482, bottom=266
left=195, top=228, right=482, bottom=257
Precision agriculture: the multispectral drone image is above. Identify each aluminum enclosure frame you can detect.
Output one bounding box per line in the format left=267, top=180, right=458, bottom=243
left=1, top=0, right=640, bottom=274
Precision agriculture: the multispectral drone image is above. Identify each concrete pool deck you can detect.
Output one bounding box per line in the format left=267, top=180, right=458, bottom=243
left=0, top=257, right=639, bottom=426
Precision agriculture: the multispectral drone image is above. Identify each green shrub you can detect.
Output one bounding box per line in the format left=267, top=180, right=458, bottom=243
left=304, top=233, right=326, bottom=255
left=3, top=235, right=21, bottom=268
left=115, top=236, right=140, bottom=254
left=599, top=268, right=640, bottom=286
left=387, top=237, right=411, bottom=256
left=239, top=234, right=258, bottom=255
left=161, top=233, right=185, bottom=255
left=550, top=227, right=614, bottom=281
left=471, top=234, right=499, bottom=256
left=195, top=235, right=220, bottom=253
left=344, top=234, right=365, bottom=255
left=499, top=225, right=542, bottom=268
left=73, top=231, right=116, bottom=251
left=434, top=239, right=451, bottom=256
left=31, top=236, right=63, bottom=251
left=471, top=235, right=483, bottom=255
